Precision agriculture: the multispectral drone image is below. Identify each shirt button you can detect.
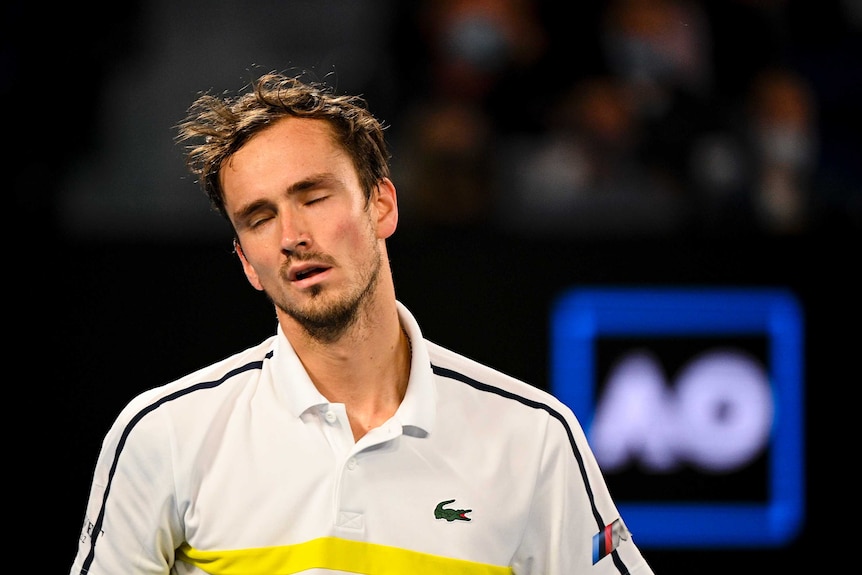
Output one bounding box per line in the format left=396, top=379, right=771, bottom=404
left=347, top=458, right=357, bottom=470
left=324, top=410, right=337, bottom=423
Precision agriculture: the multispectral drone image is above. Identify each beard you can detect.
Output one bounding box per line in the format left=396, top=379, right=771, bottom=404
left=271, top=240, right=382, bottom=344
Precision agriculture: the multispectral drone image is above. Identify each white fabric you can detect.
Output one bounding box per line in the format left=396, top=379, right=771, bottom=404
left=70, top=302, right=653, bottom=574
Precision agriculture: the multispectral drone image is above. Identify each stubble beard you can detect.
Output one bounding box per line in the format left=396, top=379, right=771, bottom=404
left=273, top=240, right=383, bottom=344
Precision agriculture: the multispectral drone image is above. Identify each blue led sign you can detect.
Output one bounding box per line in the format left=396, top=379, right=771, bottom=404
left=551, top=287, right=804, bottom=547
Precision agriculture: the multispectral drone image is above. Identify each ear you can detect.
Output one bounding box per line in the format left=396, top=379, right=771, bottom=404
left=373, top=177, right=399, bottom=240
left=234, top=239, right=265, bottom=292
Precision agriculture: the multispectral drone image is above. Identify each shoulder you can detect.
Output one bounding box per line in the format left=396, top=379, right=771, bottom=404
left=422, top=338, right=594, bottom=466
left=88, top=336, right=280, bottom=488
left=425, top=339, right=574, bottom=420
left=117, top=335, right=278, bottom=424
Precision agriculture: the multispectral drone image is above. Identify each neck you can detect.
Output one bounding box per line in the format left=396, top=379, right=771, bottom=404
left=278, top=290, right=411, bottom=441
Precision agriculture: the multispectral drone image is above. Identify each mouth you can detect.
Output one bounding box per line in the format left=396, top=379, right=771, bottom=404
left=290, top=264, right=331, bottom=282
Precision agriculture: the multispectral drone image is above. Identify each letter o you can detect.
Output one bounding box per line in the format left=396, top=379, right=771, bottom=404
left=674, top=349, right=773, bottom=472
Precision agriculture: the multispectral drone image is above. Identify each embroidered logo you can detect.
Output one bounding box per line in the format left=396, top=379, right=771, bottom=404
left=434, top=499, right=472, bottom=522
left=592, top=518, right=630, bottom=564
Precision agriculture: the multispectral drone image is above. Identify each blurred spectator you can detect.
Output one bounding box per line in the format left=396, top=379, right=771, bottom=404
left=600, top=0, right=716, bottom=197
left=392, top=0, right=548, bottom=230
left=686, top=65, right=819, bottom=236
left=492, top=0, right=717, bottom=237
left=493, top=75, right=687, bottom=236
left=394, top=98, right=495, bottom=229
left=417, top=0, right=548, bottom=103
left=746, top=67, right=818, bottom=233
left=601, top=0, right=713, bottom=119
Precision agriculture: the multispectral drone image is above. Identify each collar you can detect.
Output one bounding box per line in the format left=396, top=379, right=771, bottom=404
left=268, top=301, right=435, bottom=436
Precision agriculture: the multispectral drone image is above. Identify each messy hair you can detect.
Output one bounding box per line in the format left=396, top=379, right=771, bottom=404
left=176, top=71, right=391, bottom=220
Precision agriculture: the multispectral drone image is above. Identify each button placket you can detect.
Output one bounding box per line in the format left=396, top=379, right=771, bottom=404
left=318, top=404, right=354, bottom=459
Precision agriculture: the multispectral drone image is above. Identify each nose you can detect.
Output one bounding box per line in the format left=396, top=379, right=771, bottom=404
left=280, top=212, right=311, bottom=252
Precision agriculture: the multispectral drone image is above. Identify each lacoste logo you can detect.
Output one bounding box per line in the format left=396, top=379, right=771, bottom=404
left=434, top=499, right=472, bottom=522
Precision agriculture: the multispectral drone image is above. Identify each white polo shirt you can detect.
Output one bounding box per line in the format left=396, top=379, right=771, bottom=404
left=71, top=302, right=653, bottom=575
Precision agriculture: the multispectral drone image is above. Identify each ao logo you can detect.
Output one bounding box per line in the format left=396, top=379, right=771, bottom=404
left=589, top=348, right=773, bottom=473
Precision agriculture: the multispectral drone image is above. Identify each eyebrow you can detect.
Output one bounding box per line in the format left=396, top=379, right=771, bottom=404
left=288, top=172, right=338, bottom=194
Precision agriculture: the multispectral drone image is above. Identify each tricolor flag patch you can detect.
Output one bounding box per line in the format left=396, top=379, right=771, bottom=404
left=592, top=518, right=629, bottom=564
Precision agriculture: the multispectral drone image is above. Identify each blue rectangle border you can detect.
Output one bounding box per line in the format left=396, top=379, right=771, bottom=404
left=551, top=287, right=804, bottom=547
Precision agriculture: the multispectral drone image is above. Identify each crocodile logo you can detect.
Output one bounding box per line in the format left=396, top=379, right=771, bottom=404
left=434, top=499, right=472, bottom=522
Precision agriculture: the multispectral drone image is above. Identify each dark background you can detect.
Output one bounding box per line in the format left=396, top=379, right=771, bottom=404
left=44, top=231, right=847, bottom=573
left=8, top=1, right=858, bottom=572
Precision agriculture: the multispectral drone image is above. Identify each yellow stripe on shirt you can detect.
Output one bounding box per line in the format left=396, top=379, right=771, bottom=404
left=176, top=536, right=513, bottom=575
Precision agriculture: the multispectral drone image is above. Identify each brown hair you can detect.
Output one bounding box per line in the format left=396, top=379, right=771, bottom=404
left=176, top=71, right=391, bottom=221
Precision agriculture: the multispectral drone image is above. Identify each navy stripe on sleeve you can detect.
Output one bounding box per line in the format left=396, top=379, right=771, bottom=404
left=79, top=352, right=273, bottom=574
left=431, top=363, right=633, bottom=575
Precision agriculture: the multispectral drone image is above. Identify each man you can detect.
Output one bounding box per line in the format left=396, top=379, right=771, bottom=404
left=70, top=71, right=655, bottom=574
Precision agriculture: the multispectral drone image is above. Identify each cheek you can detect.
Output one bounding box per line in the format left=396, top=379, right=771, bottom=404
left=333, top=212, right=375, bottom=246
left=336, top=226, right=368, bottom=263
left=242, top=235, right=281, bottom=272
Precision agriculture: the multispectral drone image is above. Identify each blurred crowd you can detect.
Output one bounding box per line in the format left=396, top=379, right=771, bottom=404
left=10, top=0, right=858, bottom=241
left=389, top=0, right=860, bottom=239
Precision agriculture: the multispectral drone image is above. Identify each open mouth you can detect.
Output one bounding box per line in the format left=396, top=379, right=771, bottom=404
left=294, top=267, right=327, bottom=281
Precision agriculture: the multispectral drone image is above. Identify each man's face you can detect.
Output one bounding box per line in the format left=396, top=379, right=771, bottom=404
left=220, top=117, right=396, bottom=342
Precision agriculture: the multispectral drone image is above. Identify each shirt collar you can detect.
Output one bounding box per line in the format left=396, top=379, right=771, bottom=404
left=394, top=300, right=436, bottom=436
left=270, top=323, right=329, bottom=419
left=268, top=301, right=436, bottom=435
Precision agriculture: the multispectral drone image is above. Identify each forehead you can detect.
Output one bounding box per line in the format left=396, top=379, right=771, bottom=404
left=235, top=116, right=339, bottom=164
left=220, top=117, right=355, bottom=195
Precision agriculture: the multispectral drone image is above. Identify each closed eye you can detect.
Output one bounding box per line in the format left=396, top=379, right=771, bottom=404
left=249, top=215, right=273, bottom=228
left=304, top=194, right=329, bottom=206
left=233, top=199, right=276, bottom=232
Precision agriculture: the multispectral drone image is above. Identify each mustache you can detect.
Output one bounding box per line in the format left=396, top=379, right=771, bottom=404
left=283, top=250, right=336, bottom=264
